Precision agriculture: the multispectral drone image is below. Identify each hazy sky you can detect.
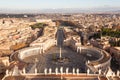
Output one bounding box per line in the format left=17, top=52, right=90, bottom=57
left=0, top=0, right=120, bottom=9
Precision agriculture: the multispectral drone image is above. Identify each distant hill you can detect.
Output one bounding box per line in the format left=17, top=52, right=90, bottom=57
left=0, top=7, right=120, bottom=14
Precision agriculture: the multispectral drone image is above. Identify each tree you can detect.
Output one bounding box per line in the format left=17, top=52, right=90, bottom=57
left=30, top=23, right=47, bottom=29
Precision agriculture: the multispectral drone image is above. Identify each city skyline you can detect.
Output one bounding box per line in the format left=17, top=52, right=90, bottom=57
left=0, top=0, right=120, bottom=9
left=0, top=1, right=120, bottom=79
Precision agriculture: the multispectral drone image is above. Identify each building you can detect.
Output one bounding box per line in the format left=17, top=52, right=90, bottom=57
left=110, top=47, right=120, bottom=65
left=0, top=57, right=9, bottom=73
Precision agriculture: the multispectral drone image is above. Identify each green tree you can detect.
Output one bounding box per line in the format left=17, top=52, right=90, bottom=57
left=30, top=23, right=47, bottom=29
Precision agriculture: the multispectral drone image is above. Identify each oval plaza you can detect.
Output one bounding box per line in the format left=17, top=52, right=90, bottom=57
left=3, top=26, right=118, bottom=80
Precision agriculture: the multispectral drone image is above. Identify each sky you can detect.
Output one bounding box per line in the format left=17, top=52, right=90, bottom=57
left=0, top=0, right=120, bottom=9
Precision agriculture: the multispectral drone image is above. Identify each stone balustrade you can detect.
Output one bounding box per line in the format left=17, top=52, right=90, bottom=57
left=5, top=66, right=120, bottom=78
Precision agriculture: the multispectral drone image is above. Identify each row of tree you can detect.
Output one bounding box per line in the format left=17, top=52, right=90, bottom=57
left=30, top=23, right=47, bottom=29
left=102, top=28, right=120, bottom=46
left=91, top=28, right=120, bottom=46
left=102, top=28, right=120, bottom=38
